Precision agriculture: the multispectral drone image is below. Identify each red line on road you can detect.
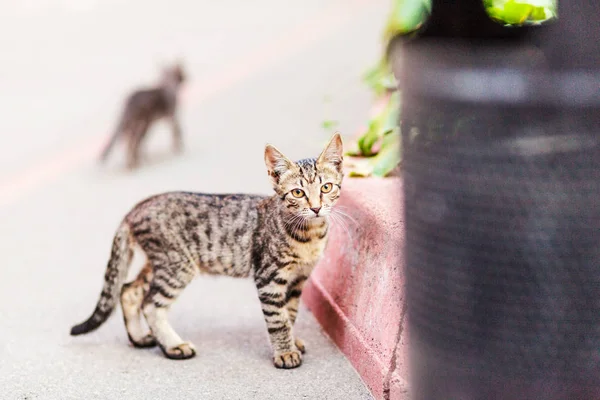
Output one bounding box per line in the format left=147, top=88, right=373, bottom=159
left=0, top=0, right=372, bottom=209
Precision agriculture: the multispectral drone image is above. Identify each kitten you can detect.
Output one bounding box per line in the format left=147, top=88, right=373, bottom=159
left=71, top=133, right=344, bottom=369
left=99, top=63, right=186, bottom=169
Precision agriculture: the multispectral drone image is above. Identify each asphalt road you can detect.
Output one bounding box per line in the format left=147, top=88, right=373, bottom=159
left=0, top=1, right=389, bottom=399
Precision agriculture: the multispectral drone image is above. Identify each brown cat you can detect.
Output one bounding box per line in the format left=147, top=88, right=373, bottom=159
left=99, top=63, right=186, bottom=169
left=71, top=133, right=345, bottom=369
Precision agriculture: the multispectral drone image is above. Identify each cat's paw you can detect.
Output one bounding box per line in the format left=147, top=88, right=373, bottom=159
left=125, top=159, right=140, bottom=171
left=295, top=338, right=306, bottom=354
left=129, top=333, right=157, bottom=348
left=273, top=350, right=303, bottom=369
left=162, top=342, right=197, bottom=360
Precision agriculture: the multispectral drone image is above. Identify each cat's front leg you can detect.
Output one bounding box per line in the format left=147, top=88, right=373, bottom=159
left=170, top=115, right=183, bottom=153
left=126, top=120, right=149, bottom=170
left=285, top=277, right=307, bottom=354
left=257, top=284, right=302, bottom=369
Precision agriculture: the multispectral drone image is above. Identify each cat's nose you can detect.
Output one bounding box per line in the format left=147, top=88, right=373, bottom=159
left=310, top=207, right=321, bottom=215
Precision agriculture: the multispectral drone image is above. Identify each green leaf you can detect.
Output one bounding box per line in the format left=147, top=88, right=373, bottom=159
left=381, top=73, right=398, bottom=91
left=370, top=129, right=401, bottom=177
left=346, top=130, right=401, bottom=178
left=485, top=0, right=556, bottom=25
left=355, top=91, right=400, bottom=157
left=383, top=0, right=430, bottom=40
left=381, top=91, right=400, bottom=134
left=529, top=6, right=546, bottom=21
left=357, top=120, right=381, bottom=156
left=346, top=157, right=374, bottom=177
left=500, top=1, right=534, bottom=24
left=322, top=120, right=339, bottom=131
left=346, top=92, right=401, bottom=177
left=486, top=6, right=506, bottom=21
left=363, top=58, right=395, bottom=96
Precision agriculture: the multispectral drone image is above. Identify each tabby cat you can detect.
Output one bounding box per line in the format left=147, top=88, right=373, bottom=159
left=99, top=63, right=186, bottom=169
left=71, top=133, right=344, bottom=369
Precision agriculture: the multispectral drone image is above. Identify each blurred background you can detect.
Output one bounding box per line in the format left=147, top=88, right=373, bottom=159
left=0, top=0, right=390, bottom=192
left=0, top=1, right=391, bottom=398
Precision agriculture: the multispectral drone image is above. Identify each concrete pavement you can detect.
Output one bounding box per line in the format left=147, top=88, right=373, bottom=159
left=0, top=0, right=389, bottom=398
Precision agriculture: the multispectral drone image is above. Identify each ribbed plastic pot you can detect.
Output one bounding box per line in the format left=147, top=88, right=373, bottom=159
left=393, top=1, right=600, bottom=399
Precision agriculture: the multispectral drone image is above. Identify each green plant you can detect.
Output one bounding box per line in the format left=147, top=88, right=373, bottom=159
left=340, top=0, right=557, bottom=178
left=486, top=0, right=556, bottom=25
left=346, top=91, right=401, bottom=177
left=322, top=120, right=339, bottom=131
left=362, top=58, right=396, bottom=98
left=383, top=0, right=431, bottom=39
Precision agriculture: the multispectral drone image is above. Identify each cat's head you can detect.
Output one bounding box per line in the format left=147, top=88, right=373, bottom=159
left=160, top=62, right=186, bottom=87
left=264, top=133, right=344, bottom=220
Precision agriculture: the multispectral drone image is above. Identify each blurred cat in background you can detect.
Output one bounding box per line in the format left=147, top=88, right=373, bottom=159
left=99, top=62, right=186, bottom=170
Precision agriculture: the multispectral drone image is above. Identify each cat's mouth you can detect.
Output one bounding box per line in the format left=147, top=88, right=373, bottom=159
left=294, top=213, right=324, bottom=222
left=307, top=212, right=328, bottom=220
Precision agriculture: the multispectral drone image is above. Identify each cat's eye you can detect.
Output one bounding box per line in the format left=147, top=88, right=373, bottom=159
left=321, top=183, right=333, bottom=193
left=291, top=189, right=305, bottom=198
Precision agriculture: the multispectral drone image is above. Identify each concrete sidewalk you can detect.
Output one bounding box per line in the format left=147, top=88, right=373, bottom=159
left=0, top=0, right=389, bottom=399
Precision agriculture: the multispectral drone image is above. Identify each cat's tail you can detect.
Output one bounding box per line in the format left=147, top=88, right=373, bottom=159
left=70, top=222, right=133, bottom=336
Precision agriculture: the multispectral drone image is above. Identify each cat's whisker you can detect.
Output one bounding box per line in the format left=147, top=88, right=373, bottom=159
left=292, top=217, right=303, bottom=235
left=332, top=208, right=359, bottom=225
left=284, top=214, right=302, bottom=226
left=333, top=216, right=354, bottom=244
left=331, top=211, right=351, bottom=232
left=328, top=212, right=354, bottom=243
left=333, top=206, right=358, bottom=218
left=334, top=205, right=354, bottom=214
left=334, top=210, right=356, bottom=239
left=331, top=208, right=356, bottom=227
left=285, top=213, right=306, bottom=227
left=286, top=213, right=308, bottom=237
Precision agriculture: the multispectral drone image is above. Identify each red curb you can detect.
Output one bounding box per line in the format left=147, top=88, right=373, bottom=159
left=302, top=176, right=408, bottom=400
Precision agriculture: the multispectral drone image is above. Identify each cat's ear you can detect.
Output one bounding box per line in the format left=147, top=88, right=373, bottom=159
left=317, top=132, right=344, bottom=171
left=173, top=59, right=186, bottom=81
left=158, top=62, right=169, bottom=76
left=265, top=144, right=294, bottom=184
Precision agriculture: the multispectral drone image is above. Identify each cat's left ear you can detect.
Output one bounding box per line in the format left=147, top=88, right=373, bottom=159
left=173, top=59, right=186, bottom=81
left=158, top=62, right=170, bottom=76
left=317, top=132, right=344, bottom=171
left=265, top=144, right=294, bottom=184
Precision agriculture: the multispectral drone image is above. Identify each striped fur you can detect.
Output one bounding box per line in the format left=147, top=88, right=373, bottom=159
left=71, top=133, right=344, bottom=369
left=70, top=223, right=133, bottom=335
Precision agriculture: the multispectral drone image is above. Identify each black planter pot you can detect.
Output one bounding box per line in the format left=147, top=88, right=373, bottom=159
left=394, top=1, right=600, bottom=399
